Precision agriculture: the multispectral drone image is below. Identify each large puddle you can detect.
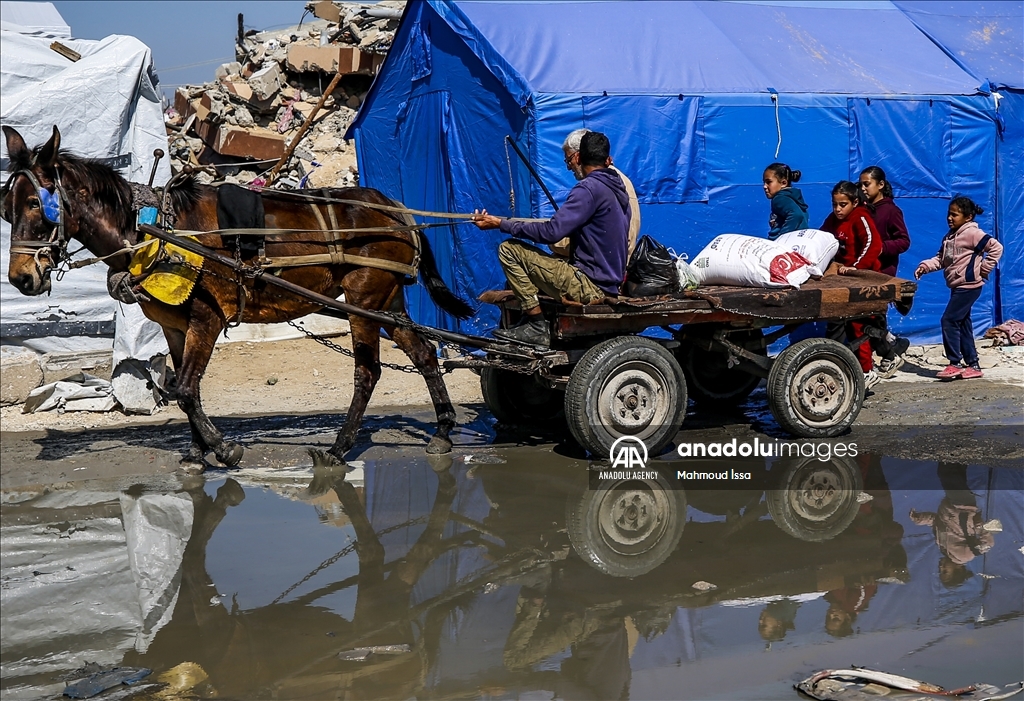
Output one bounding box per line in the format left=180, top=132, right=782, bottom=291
left=2, top=451, right=1021, bottom=700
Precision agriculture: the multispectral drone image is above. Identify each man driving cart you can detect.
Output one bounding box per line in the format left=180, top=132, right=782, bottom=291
left=472, top=131, right=630, bottom=347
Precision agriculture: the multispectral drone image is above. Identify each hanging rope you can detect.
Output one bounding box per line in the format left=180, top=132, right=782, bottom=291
left=771, top=89, right=782, bottom=159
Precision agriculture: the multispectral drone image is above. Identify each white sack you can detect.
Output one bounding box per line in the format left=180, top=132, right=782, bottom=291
left=691, top=234, right=814, bottom=288
left=775, top=228, right=839, bottom=277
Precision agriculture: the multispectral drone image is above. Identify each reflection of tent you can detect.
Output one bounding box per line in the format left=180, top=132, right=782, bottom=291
left=0, top=2, right=169, bottom=351
left=349, top=0, right=1016, bottom=342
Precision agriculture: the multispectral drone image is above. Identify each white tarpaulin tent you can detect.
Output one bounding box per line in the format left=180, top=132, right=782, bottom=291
left=0, top=2, right=170, bottom=358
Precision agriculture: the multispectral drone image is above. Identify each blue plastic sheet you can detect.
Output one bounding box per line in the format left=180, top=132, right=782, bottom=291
left=348, top=0, right=1013, bottom=341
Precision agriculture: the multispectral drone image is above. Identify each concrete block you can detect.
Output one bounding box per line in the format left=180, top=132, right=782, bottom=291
left=211, top=124, right=287, bottom=160
left=287, top=44, right=383, bottom=74
left=41, top=349, right=114, bottom=384
left=1, top=347, right=43, bottom=406
left=247, top=63, right=284, bottom=101
left=311, top=0, right=341, bottom=23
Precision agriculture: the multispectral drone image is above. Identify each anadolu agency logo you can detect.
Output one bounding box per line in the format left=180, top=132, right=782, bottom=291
left=610, top=436, right=648, bottom=468
left=598, top=436, right=659, bottom=480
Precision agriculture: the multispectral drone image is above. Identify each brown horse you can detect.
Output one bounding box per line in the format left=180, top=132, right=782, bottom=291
left=3, top=126, right=474, bottom=472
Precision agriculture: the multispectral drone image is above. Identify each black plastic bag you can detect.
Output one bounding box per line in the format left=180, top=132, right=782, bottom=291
left=624, top=235, right=679, bottom=297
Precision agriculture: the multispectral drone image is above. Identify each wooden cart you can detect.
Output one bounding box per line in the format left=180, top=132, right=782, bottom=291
left=447, top=268, right=917, bottom=458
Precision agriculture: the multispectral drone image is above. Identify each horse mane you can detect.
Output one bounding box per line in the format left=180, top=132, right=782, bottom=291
left=49, top=148, right=202, bottom=226
left=166, top=173, right=201, bottom=213
left=54, top=149, right=134, bottom=232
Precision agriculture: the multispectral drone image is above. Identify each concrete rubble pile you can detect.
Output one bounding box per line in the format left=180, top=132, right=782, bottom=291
left=164, top=1, right=404, bottom=189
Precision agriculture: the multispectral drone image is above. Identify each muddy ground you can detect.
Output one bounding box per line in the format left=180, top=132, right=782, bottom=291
left=1, top=336, right=1021, bottom=490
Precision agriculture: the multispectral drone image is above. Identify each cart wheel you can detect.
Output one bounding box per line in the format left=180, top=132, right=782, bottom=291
left=766, top=456, right=863, bottom=542
left=680, top=329, right=764, bottom=407
left=481, top=367, right=564, bottom=425
left=565, top=336, right=686, bottom=458
left=567, top=473, right=686, bottom=577
left=767, top=338, right=864, bottom=437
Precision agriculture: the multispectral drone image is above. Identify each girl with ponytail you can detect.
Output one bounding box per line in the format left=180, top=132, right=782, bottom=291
left=763, top=162, right=809, bottom=239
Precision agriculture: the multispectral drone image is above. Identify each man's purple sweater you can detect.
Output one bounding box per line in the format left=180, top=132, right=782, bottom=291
left=499, top=168, right=630, bottom=295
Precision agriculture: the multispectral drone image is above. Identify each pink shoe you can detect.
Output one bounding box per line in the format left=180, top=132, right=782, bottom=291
left=959, top=366, right=984, bottom=379
left=936, top=365, right=963, bottom=380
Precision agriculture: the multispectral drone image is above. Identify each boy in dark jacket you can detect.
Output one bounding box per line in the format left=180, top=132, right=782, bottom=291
left=473, top=131, right=630, bottom=346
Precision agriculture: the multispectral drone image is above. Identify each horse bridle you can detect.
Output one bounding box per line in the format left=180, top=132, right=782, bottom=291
left=2, top=166, right=73, bottom=274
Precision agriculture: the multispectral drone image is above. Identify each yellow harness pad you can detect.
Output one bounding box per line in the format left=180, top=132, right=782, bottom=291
left=129, top=235, right=205, bottom=306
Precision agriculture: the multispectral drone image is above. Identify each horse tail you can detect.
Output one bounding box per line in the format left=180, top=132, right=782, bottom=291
left=416, top=230, right=475, bottom=320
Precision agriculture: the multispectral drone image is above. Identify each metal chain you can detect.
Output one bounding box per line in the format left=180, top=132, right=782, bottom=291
left=503, top=139, right=516, bottom=214
left=271, top=515, right=429, bottom=605
left=176, top=256, right=471, bottom=375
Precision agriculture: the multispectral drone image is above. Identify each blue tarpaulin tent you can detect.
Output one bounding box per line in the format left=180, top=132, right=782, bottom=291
left=348, top=0, right=1017, bottom=341
left=893, top=1, right=1024, bottom=324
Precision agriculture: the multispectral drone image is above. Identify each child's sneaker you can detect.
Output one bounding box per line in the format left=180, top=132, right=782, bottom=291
left=959, top=365, right=984, bottom=380
left=876, top=355, right=905, bottom=379
left=936, top=364, right=963, bottom=380
left=864, top=370, right=881, bottom=390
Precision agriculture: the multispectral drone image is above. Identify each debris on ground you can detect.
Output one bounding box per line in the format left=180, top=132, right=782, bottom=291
left=692, top=580, right=718, bottom=591
left=62, top=666, right=151, bottom=699
left=165, top=2, right=405, bottom=188
left=984, top=320, right=1024, bottom=347
left=23, top=373, right=115, bottom=414
left=338, top=644, right=412, bottom=661
left=796, top=668, right=1023, bottom=701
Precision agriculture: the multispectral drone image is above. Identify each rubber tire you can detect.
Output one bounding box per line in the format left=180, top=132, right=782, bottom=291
left=567, top=474, right=687, bottom=577
left=679, top=329, right=764, bottom=407
left=767, top=338, right=864, bottom=438
left=565, top=336, right=687, bottom=458
left=481, top=367, right=564, bottom=425
left=766, top=456, right=863, bottom=542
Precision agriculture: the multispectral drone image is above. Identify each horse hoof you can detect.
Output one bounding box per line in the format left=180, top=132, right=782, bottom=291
left=216, top=442, right=244, bottom=467
left=216, top=478, right=246, bottom=507
left=426, top=453, right=453, bottom=473
left=426, top=435, right=453, bottom=455
left=179, top=459, right=206, bottom=476
left=308, top=448, right=346, bottom=469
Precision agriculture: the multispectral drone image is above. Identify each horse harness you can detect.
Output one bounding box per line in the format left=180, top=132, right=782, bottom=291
left=2, top=167, right=74, bottom=275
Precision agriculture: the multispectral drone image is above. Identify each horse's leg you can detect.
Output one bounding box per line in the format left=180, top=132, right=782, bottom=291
left=388, top=325, right=456, bottom=454
left=329, top=316, right=382, bottom=461
left=177, top=299, right=244, bottom=469
left=162, top=325, right=209, bottom=471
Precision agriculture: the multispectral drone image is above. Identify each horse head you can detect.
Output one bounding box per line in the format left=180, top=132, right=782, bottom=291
left=3, top=125, right=138, bottom=296
left=2, top=125, right=70, bottom=295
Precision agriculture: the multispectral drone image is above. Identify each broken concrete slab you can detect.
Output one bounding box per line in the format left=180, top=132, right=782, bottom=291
left=40, top=349, right=113, bottom=385
left=211, top=124, right=287, bottom=160
left=247, top=62, right=284, bottom=101
left=1, top=347, right=43, bottom=406
left=286, top=44, right=381, bottom=73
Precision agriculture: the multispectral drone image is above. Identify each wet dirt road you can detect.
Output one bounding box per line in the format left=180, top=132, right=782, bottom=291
left=1, top=390, right=1022, bottom=700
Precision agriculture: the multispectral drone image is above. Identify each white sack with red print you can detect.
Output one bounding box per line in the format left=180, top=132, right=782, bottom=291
left=691, top=234, right=813, bottom=288
left=774, top=229, right=838, bottom=277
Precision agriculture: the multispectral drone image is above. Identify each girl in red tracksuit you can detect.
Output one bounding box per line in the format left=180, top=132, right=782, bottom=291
left=820, top=181, right=883, bottom=388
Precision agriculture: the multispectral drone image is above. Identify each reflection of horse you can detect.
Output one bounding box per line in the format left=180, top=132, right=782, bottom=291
left=2, top=126, right=472, bottom=472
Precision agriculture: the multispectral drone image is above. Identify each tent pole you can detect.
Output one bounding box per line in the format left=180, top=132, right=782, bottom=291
left=505, top=135, right=558, bottom=211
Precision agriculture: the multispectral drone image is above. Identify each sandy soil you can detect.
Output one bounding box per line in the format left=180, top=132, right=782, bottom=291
left=0, top=335, right=482, bottom=434
left=1, top=335, right=1021, bottom=491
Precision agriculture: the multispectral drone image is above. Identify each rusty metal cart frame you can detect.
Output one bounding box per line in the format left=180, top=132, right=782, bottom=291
left=446, top=270, right=917, bottom=458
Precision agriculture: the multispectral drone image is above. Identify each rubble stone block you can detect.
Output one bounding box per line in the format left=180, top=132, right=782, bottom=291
left=40, top=349, right=114, bottom=385
left=248, top=63, right=284, bottom=100
left=311, top=0, right=341, bottom=23
left=1, top=347, right=43, bottom=406
left=287, top=44, right=381, bottom=74
left=215, top=61, right=242, bottom=80
left=212, top=125, right=287, bottom=160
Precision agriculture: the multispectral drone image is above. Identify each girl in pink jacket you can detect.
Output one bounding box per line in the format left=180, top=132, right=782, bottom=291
left=915, top=197, right=1003, bottom=380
